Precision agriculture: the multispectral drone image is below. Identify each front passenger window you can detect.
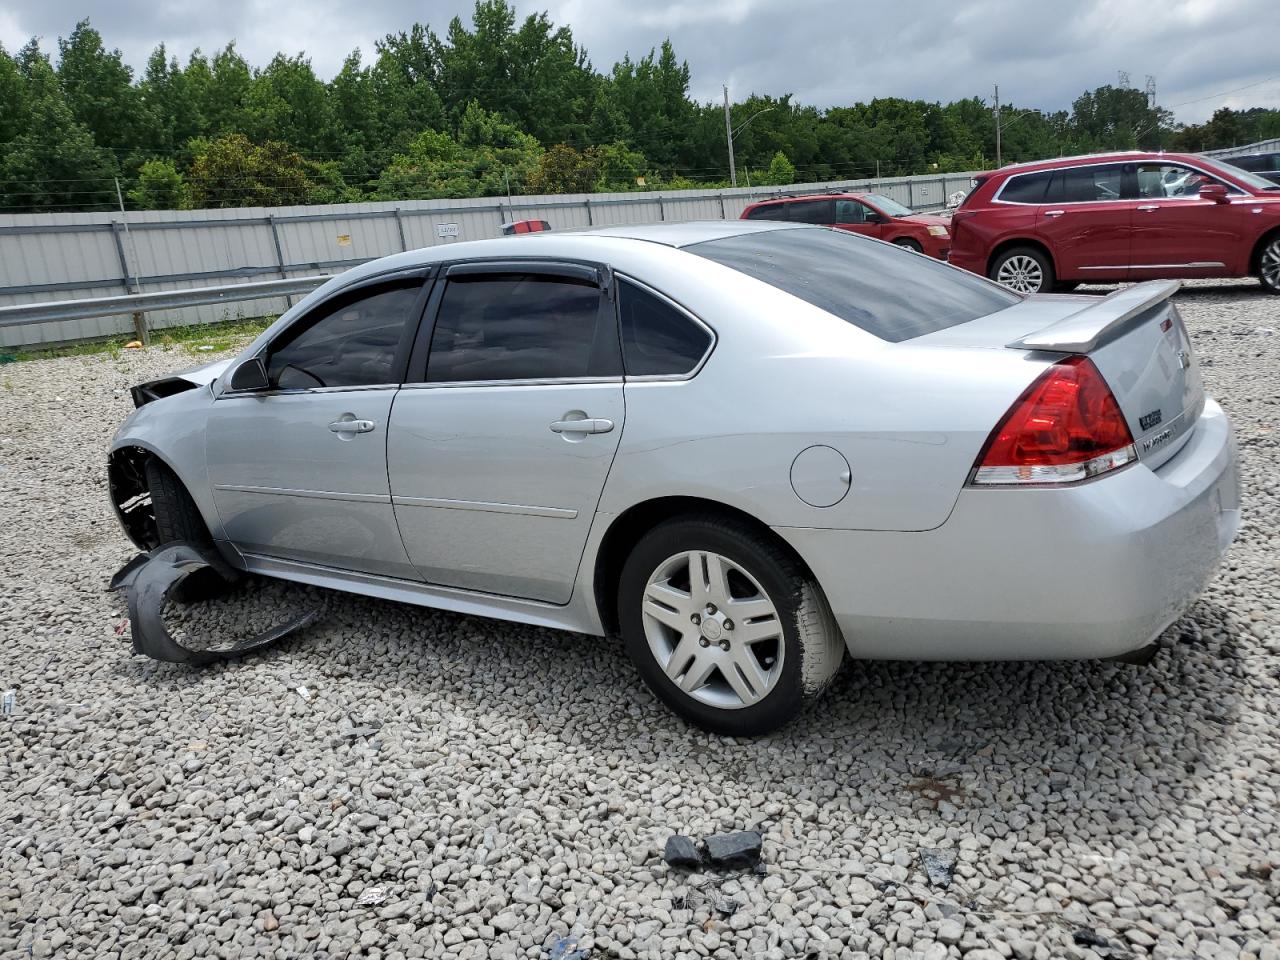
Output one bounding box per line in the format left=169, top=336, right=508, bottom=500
left=266, top=280, right=423, bottom=390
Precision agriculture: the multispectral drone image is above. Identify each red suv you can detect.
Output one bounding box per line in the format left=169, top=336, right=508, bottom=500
left=741, top=193, right=952, bottom=259
left=948, top=151, right=1280, bottom=295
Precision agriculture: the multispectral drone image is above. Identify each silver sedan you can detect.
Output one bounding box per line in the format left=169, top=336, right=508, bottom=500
left=109, top=221, right=1240, bottom=734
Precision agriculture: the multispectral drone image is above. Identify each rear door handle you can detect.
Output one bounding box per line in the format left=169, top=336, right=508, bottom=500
left=329, top=418, right=376, bottom=434
left=1043, top=209, right=1065, bottom=218
left=550, top=418, right=615, bottom=435
left=1137, top=204, right=1160, bottom=212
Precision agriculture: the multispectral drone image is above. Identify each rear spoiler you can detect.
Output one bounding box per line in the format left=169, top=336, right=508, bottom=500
left=1007, top=280, right=1181, bottom=353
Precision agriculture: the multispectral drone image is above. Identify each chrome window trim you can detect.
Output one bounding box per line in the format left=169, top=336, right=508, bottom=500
left=614, top=272, right=718, bottom=382
left=217, top=382, right=400, bottom=400
left=398, top=376, right=624, bottom=390
left=213, top=484, right=392, bottom=504
left=992, top=158, right=1247, bottom=206
left=391, top=495, right=577, bottom=520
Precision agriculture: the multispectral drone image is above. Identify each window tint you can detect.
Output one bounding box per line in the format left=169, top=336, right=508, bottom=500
left=786, top=199, right=834, bottom=224
left=999, top=171, right=1053, bottom=204
left=745, top=203, right=788, bottom=221
left=618, top=279, right=712, bottom=376
left=1059, top=164, right=1124, bottom=202
left=266, top=280, right=422, bottom=389
left=1135, top=162, right=1227, bottom=199
left=425, top=274, right=615, bottom=382
left=835, top=199, right=871, bottom=223
left=689, top=228, right=1019, bottom=343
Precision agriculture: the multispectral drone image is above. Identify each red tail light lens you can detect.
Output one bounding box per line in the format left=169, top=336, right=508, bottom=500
left=970, top=356, right=1137, bottom=485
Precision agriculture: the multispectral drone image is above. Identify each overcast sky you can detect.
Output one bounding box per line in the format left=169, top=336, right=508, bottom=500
left=2, top=0, right=1277, bottom=124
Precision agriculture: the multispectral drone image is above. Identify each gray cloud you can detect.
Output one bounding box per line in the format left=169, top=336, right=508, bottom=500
left=2, top=0, right=1277, bottom=123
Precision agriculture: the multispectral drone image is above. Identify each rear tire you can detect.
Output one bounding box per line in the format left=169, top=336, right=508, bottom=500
left=145, top=459, right=209, bottom=546
left=1259, top=234, right=1280, bottom=294
left=990, top=246, right=1055, bottom=294
left=618, top=516, right=843, bottom=736
left=893, top=238, right=924, bottom=253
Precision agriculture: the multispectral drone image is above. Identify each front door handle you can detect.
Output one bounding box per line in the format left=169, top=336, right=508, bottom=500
left=550, top=418, right=615, bottom=435
left=1043, top=209, right=1065, bottom=218
left=1137, top=204, right=1160, bottom=212
left=329, top=418, right=376, bottom=434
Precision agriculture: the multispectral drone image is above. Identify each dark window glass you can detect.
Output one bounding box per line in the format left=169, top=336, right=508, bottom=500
left=1059, top=164, right=1124, bottom=202
left=266, top=280, right=421, bottom=389
left=999, top=171, right=1053, bottom=204
left=745, top=203, right=788, bottom=221
left=425, top=274, right=614, bottom=382
left=835, top=199, right=871, bottom=223
left=688, top=228, right=1019, bottom=342
left=618, top=280, right=712, bottom=376
left=786, top=199, right=835, bottom=224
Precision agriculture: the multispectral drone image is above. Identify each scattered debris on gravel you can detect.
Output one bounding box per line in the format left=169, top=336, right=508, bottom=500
left=1, top=280, right=1278, bottom=958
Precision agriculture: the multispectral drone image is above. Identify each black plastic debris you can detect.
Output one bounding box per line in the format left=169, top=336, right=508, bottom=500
left=714, top=898, right=739, bottom=917
left=663, top=835, right=702, bottom=869
left=1073, top=927, right=1113, bottom=949
left=919, top=848, right=956, bottom=889
left=110, top=541, right=319, bottom=665
left=704, top=831, right=763, bottom=869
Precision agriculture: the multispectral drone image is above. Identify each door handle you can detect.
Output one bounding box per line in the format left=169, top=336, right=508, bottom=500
left=1043, top=209, right=1066, bottom=218
left=329, top=418, right=376, bottom=434
left=550, top=418, right=615, bottom=435
left=1137, top=204, right=1160, bottom=212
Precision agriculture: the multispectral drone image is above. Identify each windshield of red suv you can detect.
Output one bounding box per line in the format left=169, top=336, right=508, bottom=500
left=1201, top=157, right=1280, bottom=192
left=863, top=193, right=915, bottom=217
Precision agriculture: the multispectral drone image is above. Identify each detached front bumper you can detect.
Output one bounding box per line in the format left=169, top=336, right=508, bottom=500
left=777, top=399, right=1240, bottom=660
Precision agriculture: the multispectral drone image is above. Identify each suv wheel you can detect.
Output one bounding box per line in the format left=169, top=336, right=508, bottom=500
left=991, top=246, right=1054, bottom=294
left=618, top=517, right=844, bottom=735
left=1260, top=235, right=1280, bottom=294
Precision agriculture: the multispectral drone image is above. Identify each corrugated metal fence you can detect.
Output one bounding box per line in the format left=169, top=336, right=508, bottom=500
left=0, top=171, right=977, bottom=349
left=1204, top=138, right=1280, bottom=159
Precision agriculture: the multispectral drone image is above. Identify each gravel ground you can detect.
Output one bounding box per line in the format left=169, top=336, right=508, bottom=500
left=1, top=280, right=1278, bottom=960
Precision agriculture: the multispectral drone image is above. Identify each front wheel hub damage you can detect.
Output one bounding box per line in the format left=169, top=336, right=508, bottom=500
left=110, top=542, right=322, bottom=665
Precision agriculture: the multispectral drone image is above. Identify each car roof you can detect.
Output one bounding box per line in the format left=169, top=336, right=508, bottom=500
left=748, top=192, right=872, bottom=205
left=988, top=151, right=1210, bottom=177
left=570, top=219, right=800, bottom=246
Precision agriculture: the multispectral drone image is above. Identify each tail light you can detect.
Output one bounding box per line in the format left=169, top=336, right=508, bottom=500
left=969, top=356, right=1136, bottom=485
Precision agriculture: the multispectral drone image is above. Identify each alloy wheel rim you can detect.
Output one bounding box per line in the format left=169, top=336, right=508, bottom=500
left=996, top=255, right=1044, bottom=294
left=1262, top=240, right=1280, bottom=290
left=641, top=550, right=785, bottom=710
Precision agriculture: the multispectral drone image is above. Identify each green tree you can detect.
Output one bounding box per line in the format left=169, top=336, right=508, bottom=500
left=758, top=151, right=796, bottom=186
left=186, top=133, right=313, bottom=208
left=241, top=54, right=339, bottom=156
left=0, top=47, right=118, bottom=211
left=56, top=20, right=141, bottom=156
left=0, top=44, right=31, bottom=145
left=128, top=158, right=188, bottom=209
left=528, top=143, right=598, bottom=194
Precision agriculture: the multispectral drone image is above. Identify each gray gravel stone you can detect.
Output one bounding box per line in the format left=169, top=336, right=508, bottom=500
left=1, top=279, right=1279, bottom=958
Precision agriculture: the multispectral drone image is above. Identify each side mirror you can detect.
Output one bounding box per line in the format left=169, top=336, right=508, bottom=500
left=228, top=357, right=269, bottom=392
left=1199, top=183, right=1230, bottom=203
left=864, top=212, right=884, bottom=224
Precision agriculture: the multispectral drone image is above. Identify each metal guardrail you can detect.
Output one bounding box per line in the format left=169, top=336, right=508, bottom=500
left=0, top=275, right=332, bottom=329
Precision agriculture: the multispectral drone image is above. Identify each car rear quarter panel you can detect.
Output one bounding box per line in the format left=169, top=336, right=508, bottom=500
left=599, top=251, right=1046, bottom=532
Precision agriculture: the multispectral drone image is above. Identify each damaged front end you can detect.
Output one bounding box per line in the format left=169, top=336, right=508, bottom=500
left=111, top=542, right=321, bottom=665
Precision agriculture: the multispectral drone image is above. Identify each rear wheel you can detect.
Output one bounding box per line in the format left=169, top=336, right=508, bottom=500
left=145, top=459, right=209, bottom=545
left=893, top=238, right=924, bottom=253
left=1259, top=235, right=1280, bottom=294
left=991, top=246, right=1054, bottom=294
left=618, top=516, right=843, bottom=736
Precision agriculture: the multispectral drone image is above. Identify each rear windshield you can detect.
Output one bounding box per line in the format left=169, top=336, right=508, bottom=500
left=687, top=227, right=1019, bottom=342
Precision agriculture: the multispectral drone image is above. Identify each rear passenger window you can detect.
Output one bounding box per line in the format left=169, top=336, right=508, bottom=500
left=425, top=274, right=617, bottom=383
left=998, top=171, right=1053, bottom=203
left=1060, top=164, right=1124, bottom=202
left=618, top=279, right=713, bottom=377
left=746, top=204, right=788, bottom=221
left=786, top=199, right=834, bottom=224
left=266, top=279, right=423, bottom=389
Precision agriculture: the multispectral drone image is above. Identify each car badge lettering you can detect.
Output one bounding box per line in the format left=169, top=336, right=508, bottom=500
left=1142, top=428, right=1173, bottom=453
left=1139, top=409, right=1163, bottom=431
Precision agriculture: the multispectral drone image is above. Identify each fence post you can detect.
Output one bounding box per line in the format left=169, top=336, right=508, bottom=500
left=658, top=195, right=665, bottom=221
left=718, top=193, right=726, bottom=219
left=267, top=215, right=294, bottom=309
left=110, top=221, right=148, bottom=344
left=393, top=208, right=408, bottom=251
left=585, top=198, right=593, bottom=226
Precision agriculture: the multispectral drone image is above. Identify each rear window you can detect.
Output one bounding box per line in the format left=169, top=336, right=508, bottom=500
left=745, top=203, right=788, bottom=221
left=688, top=228, right=1019, bottom=342
left=998, top=171, right=1053, bottom=203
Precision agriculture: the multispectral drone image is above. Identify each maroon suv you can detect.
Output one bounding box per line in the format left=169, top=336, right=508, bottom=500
left=741, top=192, right=952, bottom=259
left=948, top=151, right=1280, bottom=294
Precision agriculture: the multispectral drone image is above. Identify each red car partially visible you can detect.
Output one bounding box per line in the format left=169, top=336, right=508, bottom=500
left=740, top=193, right=952, bottom=259
left=948, top=151, right=1280, bottom=294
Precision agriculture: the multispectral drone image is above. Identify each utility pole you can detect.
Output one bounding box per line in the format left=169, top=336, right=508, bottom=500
left=723, top=85, right=737, bottom=188
left=993, top=84, right=1002, bottom=168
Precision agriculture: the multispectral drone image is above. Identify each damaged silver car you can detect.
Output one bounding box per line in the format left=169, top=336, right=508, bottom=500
left=110, top=222, right=1240, bottom=735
